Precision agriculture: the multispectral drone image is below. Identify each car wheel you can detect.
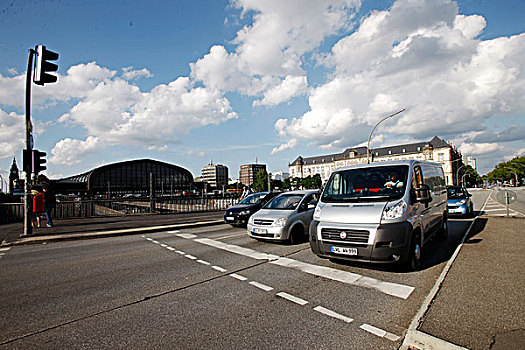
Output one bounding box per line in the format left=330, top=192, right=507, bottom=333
left=289, top=225, right=304, bottom=244
left=407, top=232, right=422, bottom=271
left=438, top=213, right=448, bottom=240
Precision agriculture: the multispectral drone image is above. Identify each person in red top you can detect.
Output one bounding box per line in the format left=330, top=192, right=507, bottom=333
left=32, top=189, right=45, bottom=228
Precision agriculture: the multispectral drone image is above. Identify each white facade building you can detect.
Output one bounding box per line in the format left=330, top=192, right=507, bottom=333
left=289, top=136, right=463, bottom=186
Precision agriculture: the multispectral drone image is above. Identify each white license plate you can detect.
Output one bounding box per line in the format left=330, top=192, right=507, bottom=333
left=226, top=216, right=235, bottom=221
left=253, top=228, right=267, bottom=234
left=331, top=246, right=358, bottom=256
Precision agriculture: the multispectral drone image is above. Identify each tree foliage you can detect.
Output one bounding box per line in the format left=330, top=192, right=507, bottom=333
left=252, top=170, right=269, bottom=192
left=487, top=156, right=525, bottom=185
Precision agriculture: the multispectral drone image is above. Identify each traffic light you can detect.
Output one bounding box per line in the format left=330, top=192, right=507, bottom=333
left=33, top=150, right=47, bottom=174
left=33, top=45, right=59, bottom=85
left=23, top=149, right=32, bottom=173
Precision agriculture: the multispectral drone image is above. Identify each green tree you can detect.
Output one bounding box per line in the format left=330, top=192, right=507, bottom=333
left=487, top=156, right=525, bottom=185
left=252, top=170, right=269, bottom=192
left=462, top=165, right=482, bottom=187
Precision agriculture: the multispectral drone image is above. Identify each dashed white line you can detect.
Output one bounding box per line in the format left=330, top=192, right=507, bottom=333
left=313, top=306, right=354, bottom=323
left=166, top=247, right=176, bottom=251
left=360, top=324, right=400, bottom=342
left=197, top=259, right=210, bottom=265
left=229, top=273, right=248, bottom=281
left=248, top=281, right=273, bottom=291
left=192, top=238, right=414, bottom=299
left=0, top=247, right=10, bottom=252
left=176, top=233, right=198, bottom=239
left=276, top=292, right=308, bottom=306
left=185, top=254, right=197, bottom=260
left=175, top=250, right=185, bottom=255
left=212, top=266, right=227, bottom=272
left=160, top=244, right=168, bottom=247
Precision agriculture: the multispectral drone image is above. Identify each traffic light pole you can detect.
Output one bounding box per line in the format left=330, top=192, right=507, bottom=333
left=23, top=49, right=35, bottom=236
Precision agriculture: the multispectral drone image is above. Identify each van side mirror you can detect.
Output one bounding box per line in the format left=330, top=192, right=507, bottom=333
left=414, top=184, right=432, bottom=203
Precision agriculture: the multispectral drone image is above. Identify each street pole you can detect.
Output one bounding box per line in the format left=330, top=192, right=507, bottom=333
left=367, top=109, right=405, bottom=164
left=456, top=165, right=465, bottom=187
left=23, top=49, right=35, bottom=236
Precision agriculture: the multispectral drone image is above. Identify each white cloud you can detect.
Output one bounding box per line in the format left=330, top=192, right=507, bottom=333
left=50, top=136, right=101, bottom=165
left=122, top=67, right=153, bottom=80
left=459, top=142, right=503, bottom=156
left=192, top=0, right=360, bottom=100
left=273, top=0, right=525, bottom=153
left=253, top=75, right=308, bottom=106
left=0, top=109, right=25, bottom=159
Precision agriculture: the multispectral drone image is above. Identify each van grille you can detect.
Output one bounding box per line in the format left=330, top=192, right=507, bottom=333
left=253, top=219, right=273, bottom=226
left=321, top=228, right=369, bottom=244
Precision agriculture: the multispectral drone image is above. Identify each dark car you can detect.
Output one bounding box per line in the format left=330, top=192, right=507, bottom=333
left=447, top=186, right=473, bottom=217
left=224, top=191, right=281, bottom=226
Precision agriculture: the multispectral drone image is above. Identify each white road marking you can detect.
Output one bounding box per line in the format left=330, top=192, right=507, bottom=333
left=160, top=244, right=168, bottom=247
left=197, top=259, right=210, bottom=265
left=167, top=230, right=180, bottom=234
left=175, top=250, right=185, bottom=255
left=229, top=273, right=248, bottom=281
left=313, top=306, right=353, bottom=323
left=212, top=266, right=227, bottom=272
left=192, top=237, right=413, bottom=299
left=175, top=233, right=197, bottom=239
left=0, top=247, right=11, bottom=252
left=215, top=233, right=247, bottom=240
left=185, top=255, right=197, bottom=260
left=166, top=247, right=176, bottom=251
left=248, top=281, right=273, bottom=291
left=276, top=292, right=309, bottom=306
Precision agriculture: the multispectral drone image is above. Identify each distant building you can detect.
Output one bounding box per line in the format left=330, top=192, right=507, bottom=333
left=272, top=171, right=289, bottom=181
left=54, top=159, right=193, bottom=196
left=200, top=161, right=229, bottom=189
left=240, top=163, right=266, bottom=186
left=289, top=136, right=462, bottom=185
left=8, top=157, right=21, bottom=195
left=463, top=155, right=477, bottom=171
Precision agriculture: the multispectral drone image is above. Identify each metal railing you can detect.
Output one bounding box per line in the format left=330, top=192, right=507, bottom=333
left=0, top=195, right=240, bottom=224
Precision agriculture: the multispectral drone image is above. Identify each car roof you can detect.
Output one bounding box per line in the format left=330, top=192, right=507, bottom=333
left=276, top=189, right=319, bottom=196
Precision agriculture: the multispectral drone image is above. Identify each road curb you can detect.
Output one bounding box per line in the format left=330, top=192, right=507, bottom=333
left=399, top=192, right=493, bottom=350
left=0, top=219, right=225, bottom=247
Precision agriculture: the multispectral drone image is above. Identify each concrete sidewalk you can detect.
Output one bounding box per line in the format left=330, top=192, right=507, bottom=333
left=0, top=212, right=225, bottom=246
left=403, top=216, right=525, bottom=350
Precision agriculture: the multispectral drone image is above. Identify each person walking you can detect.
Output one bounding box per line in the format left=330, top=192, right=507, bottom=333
left=32, top=189, right=45, bottom=228
left=43, top=184, right=56, bottom=227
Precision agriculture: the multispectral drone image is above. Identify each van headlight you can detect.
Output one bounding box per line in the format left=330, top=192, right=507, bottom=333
left=313, top=205, right=322, bottom=221
left=382, top=200, right=407, bottom=220
left=274, top=217, right=287, bottom=227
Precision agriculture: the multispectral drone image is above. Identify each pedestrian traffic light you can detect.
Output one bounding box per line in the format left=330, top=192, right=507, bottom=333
left=33, top=45, right=59, bottom=85
left=33, top=150, right=47, bottom=174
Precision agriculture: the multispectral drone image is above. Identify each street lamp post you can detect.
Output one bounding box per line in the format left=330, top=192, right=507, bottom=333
left=456, top=165, right=465, bottom=187
left=367, top=109, right=405, bottom=164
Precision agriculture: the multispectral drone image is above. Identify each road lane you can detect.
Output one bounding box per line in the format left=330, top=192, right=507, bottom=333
left=1, top=200, right=477, bottom=349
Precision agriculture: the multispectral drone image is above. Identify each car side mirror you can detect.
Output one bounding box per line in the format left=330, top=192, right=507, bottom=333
left=414, top=184, right=432, bottom=203
left=308, top=203, right=316, bottom=210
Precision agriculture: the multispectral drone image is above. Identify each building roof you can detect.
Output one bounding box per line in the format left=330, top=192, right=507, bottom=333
left=290, top=136, right=451, bottom=166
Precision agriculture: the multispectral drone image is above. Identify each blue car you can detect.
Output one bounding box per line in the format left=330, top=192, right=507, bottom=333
left=447, top=186, right=474, bottom=217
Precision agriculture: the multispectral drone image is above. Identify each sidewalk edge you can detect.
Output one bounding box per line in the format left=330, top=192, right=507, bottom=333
left=0, top=220, right=224, bottom=247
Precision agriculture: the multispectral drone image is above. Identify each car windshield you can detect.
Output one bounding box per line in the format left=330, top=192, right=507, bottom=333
left=322, top=165, right=409, bottom=203
left=238, top=193, right=267, bottom=204
left=264, top=194, right=304, bottom=210
left=447, top=187, right=467, bottom=199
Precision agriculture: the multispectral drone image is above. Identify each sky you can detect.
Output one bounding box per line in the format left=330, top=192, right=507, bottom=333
left=1, top=0, right=524, bottom=188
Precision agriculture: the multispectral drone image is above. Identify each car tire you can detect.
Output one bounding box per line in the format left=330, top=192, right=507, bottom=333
left=289, top=225, right=304, bottom=244
left=438, top=213, right=448, bottom=240
left=407, top=232, right=422, bottom=271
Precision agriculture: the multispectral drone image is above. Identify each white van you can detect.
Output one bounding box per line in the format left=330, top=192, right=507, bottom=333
left=309, top=160, right=447, bottom=270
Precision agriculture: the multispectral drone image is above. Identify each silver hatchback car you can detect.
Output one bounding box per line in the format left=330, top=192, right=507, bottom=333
left=247, top=190, right=319, bottom=244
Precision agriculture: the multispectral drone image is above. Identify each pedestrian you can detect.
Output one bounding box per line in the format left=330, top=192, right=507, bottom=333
left=32, top=189, right=45, bottom=228
left=43, top=184, right=56, bottom=227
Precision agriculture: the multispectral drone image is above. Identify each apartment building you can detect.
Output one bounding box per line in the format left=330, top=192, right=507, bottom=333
left=201, top=162, right=229, bottom=189
left=289, top=136, right=462, bottom=185
left=239, top=164, right=266, bottom=186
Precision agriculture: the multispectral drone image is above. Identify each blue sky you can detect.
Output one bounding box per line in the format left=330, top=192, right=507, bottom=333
left=1, top=0, right=524, bottom=187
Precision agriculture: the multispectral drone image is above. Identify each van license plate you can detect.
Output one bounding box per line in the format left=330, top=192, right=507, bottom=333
left=331, top=246, right=358, bottom=256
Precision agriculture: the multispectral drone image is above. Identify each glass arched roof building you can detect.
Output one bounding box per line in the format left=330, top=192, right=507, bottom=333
left=54, top=159, right=193, bottom=196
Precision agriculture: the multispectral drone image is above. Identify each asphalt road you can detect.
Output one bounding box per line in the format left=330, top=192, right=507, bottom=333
left=0, top=193, right=488, bottom=349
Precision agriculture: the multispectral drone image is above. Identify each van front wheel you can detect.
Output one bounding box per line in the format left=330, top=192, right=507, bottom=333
left=408, top=232, right=422, bottom=271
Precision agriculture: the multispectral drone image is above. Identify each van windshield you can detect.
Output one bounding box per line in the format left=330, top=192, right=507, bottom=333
left=322, top=165, right=409, bottom=203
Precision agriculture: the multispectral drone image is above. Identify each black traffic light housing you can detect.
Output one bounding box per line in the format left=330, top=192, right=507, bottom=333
left=33, top=150, right=47, bottom=174
left=33, top=45, right=59, bottom=85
